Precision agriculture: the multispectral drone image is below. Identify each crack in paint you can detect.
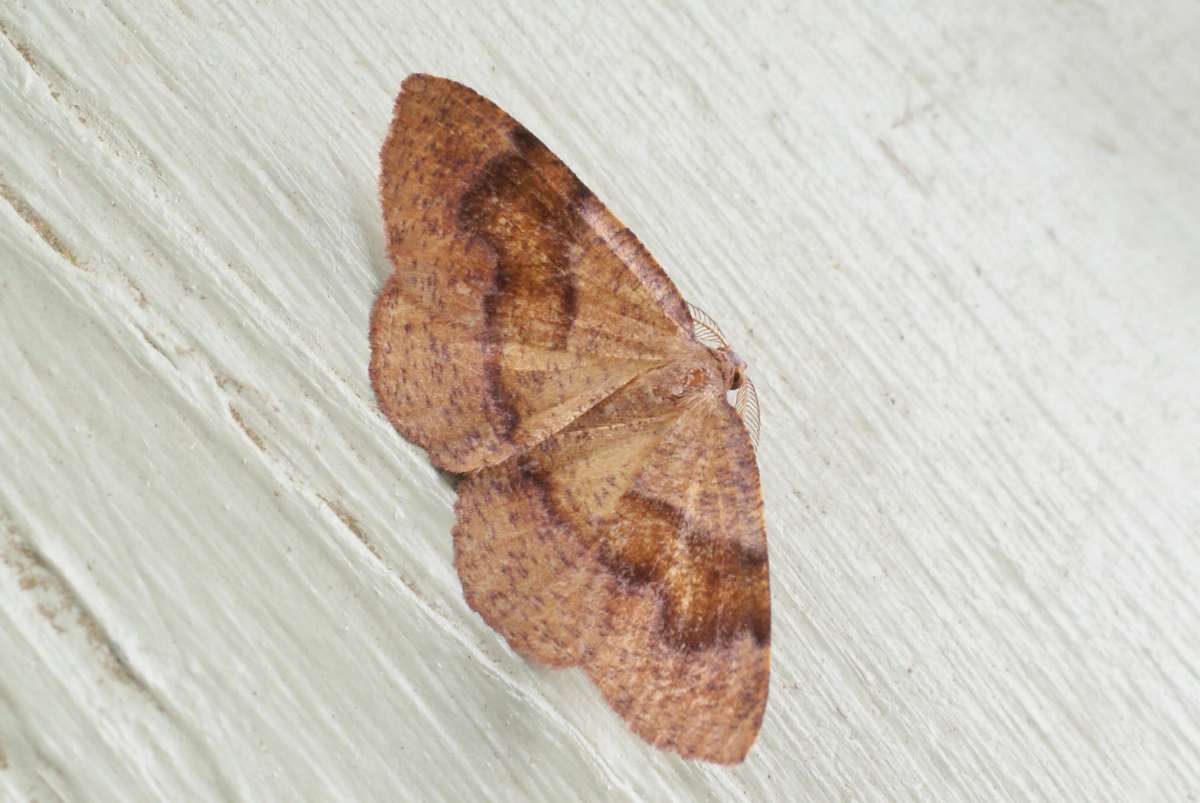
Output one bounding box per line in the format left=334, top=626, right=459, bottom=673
left=319, top=495, right=380, bottom=559
left=229, top=404, right=267, bottom=452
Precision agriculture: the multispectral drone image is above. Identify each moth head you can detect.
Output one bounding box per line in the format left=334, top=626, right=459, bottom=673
left=687, top=302, right=742, bottom=388
left=722, top=347, right=749, bottom=391
left=702, top=345, right=746, bottom=393
left=686, top=301, right=761, bottom=449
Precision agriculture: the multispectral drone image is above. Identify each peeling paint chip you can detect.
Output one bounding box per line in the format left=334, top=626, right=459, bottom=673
left=367, top=74, right=770, bottom=764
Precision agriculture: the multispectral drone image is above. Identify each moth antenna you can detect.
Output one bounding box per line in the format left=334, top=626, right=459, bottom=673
left=688, top=302, right=760, bottom=449
left=686, top=302, right=730, bottom=349
left=735, top=378, right=762, bottom=451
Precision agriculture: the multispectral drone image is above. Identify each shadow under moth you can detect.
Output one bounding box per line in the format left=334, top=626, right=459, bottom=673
left=369, top=74, right=768, bottom=764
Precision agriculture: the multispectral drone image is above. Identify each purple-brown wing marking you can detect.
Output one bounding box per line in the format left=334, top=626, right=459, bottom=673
left=370, top=73, right=769, bottom=764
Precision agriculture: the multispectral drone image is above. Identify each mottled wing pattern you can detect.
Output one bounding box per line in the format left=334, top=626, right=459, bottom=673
left=371, top=74, right=770, bottom=764
left=370, top=74, right=694, bottom=472
left=454, top=361, right=770, bottom=764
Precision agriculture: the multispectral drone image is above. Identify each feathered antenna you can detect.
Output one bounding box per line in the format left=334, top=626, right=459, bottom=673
left=686, top=302, right=730, bottom=349
left=686, top=302, right=762, bottom=450
left=735, top=378, right=761, bottom=450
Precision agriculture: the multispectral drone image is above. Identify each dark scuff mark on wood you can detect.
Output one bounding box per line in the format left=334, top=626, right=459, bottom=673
left=1, top=509, right=151, bottom=695
left=0, top=180, right=83, bottom=269
left=228, top=404, right=266, bottom=452
left=319, top=496, right=381, bottom=559
left=135, top=324, right=178, bottom=370
left=0, top=509, right=240, bottom=800
left=214, top=373, right=248, bottom=395
left=0, top=20, right=60, bottom=101
left=121, top=271, right=150, bottom=308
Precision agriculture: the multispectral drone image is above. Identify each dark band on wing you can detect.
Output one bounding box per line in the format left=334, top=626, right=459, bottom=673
left=512, top=124, right=691, bottom=336
left=517, top=457, right=769, bottom=652
left=606, top=492, right=770, bottom=651
left=458, top=128, right=590, bottom=441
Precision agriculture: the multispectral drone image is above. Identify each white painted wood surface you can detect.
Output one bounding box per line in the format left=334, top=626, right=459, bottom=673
left=2, top=2, right=1198, bottom=800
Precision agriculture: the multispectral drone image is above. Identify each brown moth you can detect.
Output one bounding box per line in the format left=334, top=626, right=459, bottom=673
left=369, top=74, right=769, bottom=764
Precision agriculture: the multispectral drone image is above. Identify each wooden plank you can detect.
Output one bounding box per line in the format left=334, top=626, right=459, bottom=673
left=1, top=1, right=1197, bottom=799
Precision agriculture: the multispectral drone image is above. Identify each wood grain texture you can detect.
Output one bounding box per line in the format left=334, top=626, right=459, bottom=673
left=1, top=1, right=1198, bottom=800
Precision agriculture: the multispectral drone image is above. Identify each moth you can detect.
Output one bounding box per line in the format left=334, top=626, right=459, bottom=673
left=369, top=74, right=769, bottom=764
